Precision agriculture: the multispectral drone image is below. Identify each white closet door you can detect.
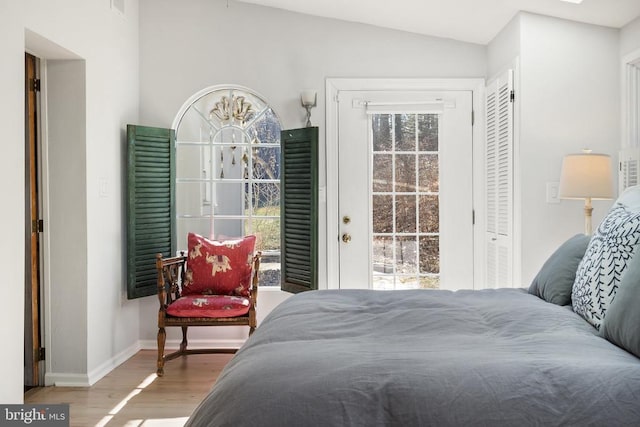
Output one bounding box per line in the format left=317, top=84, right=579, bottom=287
left=619, top=147, right=640, bottom=194
left=485, top=69, right=513, bottom=288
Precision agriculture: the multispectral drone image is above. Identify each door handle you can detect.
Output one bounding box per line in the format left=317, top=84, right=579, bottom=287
left=342, top=233, right=352, bottom=243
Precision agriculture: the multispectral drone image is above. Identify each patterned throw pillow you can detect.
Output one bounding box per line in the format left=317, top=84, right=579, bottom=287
left=572, top=205, right=640, bottom=329
left=182, top=233, right=257, bottom=297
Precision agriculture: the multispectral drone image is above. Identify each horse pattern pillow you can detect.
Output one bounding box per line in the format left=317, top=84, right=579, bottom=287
left=572, top=204, right=640, bottom=329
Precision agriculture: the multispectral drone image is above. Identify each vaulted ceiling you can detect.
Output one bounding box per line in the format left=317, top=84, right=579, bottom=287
left=237, top=0, right=640, bottom=45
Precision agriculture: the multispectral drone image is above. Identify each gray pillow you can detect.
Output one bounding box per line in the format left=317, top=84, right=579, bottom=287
left=528, top=234, right=590, bottom=305
left=599, top=250, right=640, bottom=358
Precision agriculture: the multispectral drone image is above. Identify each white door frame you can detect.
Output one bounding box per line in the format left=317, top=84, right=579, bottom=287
left=622, top=48, right=640, bottom=150
left=325, top=78, right=485, bottom=290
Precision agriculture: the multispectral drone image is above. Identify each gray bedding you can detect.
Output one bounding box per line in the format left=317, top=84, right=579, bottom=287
left=186, top=288, right=640, bottom=426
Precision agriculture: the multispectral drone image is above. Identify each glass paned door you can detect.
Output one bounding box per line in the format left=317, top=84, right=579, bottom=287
left=337, top=90, right=473, bottom=291
left=371, top=113, right=441, bottom=289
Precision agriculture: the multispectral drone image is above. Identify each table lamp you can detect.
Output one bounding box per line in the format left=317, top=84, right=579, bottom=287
left=558, top=150, right=614, bottom=235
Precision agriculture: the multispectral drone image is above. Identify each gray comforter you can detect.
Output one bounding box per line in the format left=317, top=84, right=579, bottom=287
left=186, top=289, right=640, bottom=426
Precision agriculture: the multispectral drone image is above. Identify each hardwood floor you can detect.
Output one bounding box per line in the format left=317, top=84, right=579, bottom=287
left=24, top=350, right=234, bottom=427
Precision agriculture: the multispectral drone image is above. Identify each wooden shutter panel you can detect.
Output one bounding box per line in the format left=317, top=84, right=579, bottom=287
left=127, top=124, right=176, bottom=299
left=485, top=70, right=514, bottom=288
left=281, top=127, right=318, bottom=293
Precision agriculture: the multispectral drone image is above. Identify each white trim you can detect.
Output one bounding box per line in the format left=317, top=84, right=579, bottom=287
left=325, top=78, right=485, bottom=289
left=622, top=49, right=640, bottom=149
left=45, top=342, right=141, bottom=387
left=40, top=59, right=53, bottom=385
left=44, top=338, right=245, bottom=387
left=171, top=84, right=281, bottom=131
left=44, top=373, right=91, bottom=388
left=512, top=59, right=522, bottom=287
left=87, top=342, right=141, bottom=385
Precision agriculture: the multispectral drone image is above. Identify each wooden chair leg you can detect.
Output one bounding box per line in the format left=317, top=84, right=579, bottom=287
left=157, top=327, right=166, bottom=377
left=180, top=326, right=188, bottom=353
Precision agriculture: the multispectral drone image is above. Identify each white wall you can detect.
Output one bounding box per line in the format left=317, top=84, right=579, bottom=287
left=0, top=0, right=140, bottom=400
left=620, top=17, right=640, bottom=152
left=487, top=15, right=521, bottom=79
left=487, top=13, right=620, bottom=285
left=138, top=0, right=487, bottom=345
left=621, top=17, right=640, bottom=57
left=46, top=59, right=89, bottom=377
left=0, top=0, right=28, bottom=403
left=519, top=14, right=619, bottom=283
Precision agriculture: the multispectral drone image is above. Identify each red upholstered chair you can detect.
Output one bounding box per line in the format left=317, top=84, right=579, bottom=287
left=155, top=233, right=261, bottom=376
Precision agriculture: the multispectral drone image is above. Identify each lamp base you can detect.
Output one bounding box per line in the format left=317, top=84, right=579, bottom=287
left=304, top=105, right=312, bottom=127
left=584, top=197, right=593, bottom=236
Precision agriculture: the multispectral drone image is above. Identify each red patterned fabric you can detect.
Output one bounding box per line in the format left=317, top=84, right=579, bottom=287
left=166, top=295, right=250, bottom=318
left=182, top=233, right=256, bottom=297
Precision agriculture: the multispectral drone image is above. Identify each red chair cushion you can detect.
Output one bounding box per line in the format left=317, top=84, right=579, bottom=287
left=166, top=295, right=250, bottom=318
left=182, top=233, right=256, bottom=297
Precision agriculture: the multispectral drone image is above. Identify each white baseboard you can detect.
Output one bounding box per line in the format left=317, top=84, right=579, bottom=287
left=44, top=341, right=141, bottom=387
left=44, top=372, right=90, bottom=387
left=43, top=338, right=244, bottom=387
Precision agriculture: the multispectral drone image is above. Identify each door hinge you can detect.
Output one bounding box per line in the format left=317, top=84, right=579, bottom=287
left=37, top=347, right=45, bottom=361
left=471, top=110, right=475, bottom=126
left=472, top=209, right=475, bottom=225
left=31, top=78, right=41, bottom=92
left=510, top=90, right=515, bottom=103
left=32, top=219, right=44, bottom=233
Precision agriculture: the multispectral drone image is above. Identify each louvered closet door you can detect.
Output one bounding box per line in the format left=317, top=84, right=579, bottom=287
left=619, top=147, right=640, bottom=194
left=485, top=70, right=513, bottom=288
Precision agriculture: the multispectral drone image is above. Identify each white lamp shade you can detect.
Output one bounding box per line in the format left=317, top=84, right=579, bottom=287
left=300, top=90, right=317, bottom=106
left=558, top=152, right=614, bottom=200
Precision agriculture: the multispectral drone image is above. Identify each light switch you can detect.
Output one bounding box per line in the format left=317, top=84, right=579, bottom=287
left=99, top=178, right=108, bottom=198
left=546, top=182, right=560, bottom=204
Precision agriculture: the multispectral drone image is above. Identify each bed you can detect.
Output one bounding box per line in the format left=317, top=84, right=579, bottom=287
left=186, top=288, right=640, bottom=426
left=186, top=187, right=640, bottom=426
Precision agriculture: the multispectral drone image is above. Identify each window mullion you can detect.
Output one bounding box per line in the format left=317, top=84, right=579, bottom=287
left=391, top=114, right=397, bottom=290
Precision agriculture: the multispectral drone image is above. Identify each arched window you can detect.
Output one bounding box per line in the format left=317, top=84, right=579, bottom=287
left=173, top=85, right=281, bottom=286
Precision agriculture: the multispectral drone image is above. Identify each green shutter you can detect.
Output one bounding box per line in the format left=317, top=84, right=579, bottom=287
left=281, top=127, right=318, bottom=293
left=127, top=124, right=176, bottom=299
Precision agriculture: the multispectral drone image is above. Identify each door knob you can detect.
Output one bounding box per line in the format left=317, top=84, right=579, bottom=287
left=342, top=233, right=352, bottom=243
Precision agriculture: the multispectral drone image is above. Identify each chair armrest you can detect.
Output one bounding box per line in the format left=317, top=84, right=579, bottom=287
left=156, top=253, right=188, bottom=309
left=250, top=252, right=262, bottom=306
